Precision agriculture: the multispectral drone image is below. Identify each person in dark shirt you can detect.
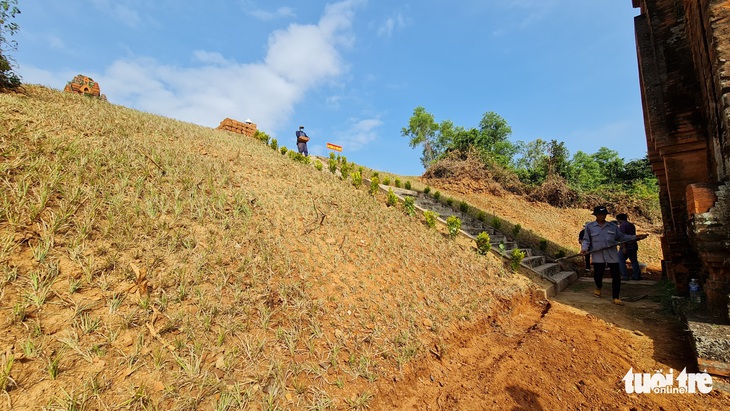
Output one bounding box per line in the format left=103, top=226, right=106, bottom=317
left=295, top=125, right=309, bottom=157
left=616, top=213, right=642, bottom=280
left=578, top=224, right=591, bottom=272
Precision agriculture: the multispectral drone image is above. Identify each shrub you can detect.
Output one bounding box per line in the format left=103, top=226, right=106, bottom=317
left=491, top=216, right=502, bottom=230
left=394, top=178, right=402, bottom=188
left=403, top=196, right=415, bottom=216
left=445, top=197, right=454, bottom=207
left=329, top=152, right=336, bottom=160
left=254, top=130, right=270, bottom=145
left=446, top=216, right=461, bottom=239
left=459, top=201, right=469, bottom=213
left=270, top=138, right=278, bottom=151
left=340, top=162, right=351, bottom=180
left=386, top=188, right=398, bottom=207
left=510, top=248, right=526, bottom=271
left=351, top=171, right=362, bottom=187
left=369, top=176, right=380, bottom=196
left=433, top=191, right=441, bottom=200
left=555, top=250, right=566, bottom=258
left=477, top=211, right=487, bottom=222
left=476, top=232, right=491, bottom=255
left=424, top=210, right=438, bottom=228
left=539, top=239, right=548, bottom=252
left=315, top=160, right=323, bottom=171
left=382, top=177, right=391, bottom=186
left=423, top=186, right=431, bottom=195
left=288, top=151, right=310, bottom=164
left=328, top=157, right=338, bottom=174
left=280, top=146, right=288, bottom=155
left=404, top=181, right=412, bottom=190
left=372, top=171, right=379, bottom=178
left=512, top=224, right=521, bottom=237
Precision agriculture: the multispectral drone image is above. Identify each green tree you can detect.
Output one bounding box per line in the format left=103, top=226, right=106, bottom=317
left=568, top=151, right=602, bottom=191
left=592, top=147, right=624, bottom=184
left=546, top=140, right=570, bottom=178
left=478, top=111, right=516, bottom=167
left=515, top=139, right=549, bottom=185
left=620, top=155, right=654, bottom=183
left=401, top=106, right=441, bottom=167
left=0, top=0, right=21, bottom=90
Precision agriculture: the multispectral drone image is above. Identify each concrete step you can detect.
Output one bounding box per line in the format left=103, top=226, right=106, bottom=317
left=521, top=255, right=546, bottom=268
left=550, top=271, right=579, bottom=292
left=533, top=263, right=562, bottom=277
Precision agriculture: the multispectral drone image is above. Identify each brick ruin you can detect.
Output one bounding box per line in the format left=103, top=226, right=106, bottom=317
left=216, top=118, right=257, bottom=137
left=631, top=0, right=730, bottom=321
left=63, top=74, right=106, bottom=100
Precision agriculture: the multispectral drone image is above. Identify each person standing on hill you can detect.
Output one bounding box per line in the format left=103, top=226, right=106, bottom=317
left=580, top=206, right=647, bottom=305
left=295, top=125, right=309, bottom=157
left=616, top=213, right=642, bottom=281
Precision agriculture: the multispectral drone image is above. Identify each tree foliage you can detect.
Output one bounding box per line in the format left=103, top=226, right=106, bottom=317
left=0, top=0, right=21, bottom=90
left=402, top=107, right=516, bottom=168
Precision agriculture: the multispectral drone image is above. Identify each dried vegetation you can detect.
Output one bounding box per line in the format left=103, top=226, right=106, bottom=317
left=0, top=86, right=533, bottom=409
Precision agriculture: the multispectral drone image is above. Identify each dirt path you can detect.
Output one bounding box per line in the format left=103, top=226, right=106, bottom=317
left=372, top=278, right=730, bottom=410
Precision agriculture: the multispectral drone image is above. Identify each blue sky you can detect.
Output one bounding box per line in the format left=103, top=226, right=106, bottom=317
left=13, top=0, right=644, bottom=176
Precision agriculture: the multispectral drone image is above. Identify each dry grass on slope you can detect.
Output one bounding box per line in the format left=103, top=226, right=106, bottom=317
left=0, top=86, right=534, bottom=410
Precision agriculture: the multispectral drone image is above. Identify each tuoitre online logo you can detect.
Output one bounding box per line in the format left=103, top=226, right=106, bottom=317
left=623, top=368, right=713, bottom=394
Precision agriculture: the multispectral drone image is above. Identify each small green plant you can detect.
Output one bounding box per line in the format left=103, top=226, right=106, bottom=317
left=403, top=196, right=415, bottom=216
left=270, top=138, right=278, bottom=150
left=446, top=216, right=461, bottom=239
left=48, top=354, right=61, bottom=379
left=445, top=197, right=454, bottom=207
left=0, top=353, right=15, bottom=392
left=386, top=189, right=398, bottom=207
left=498, top=242, right=506, bottom=254
left=512, top=224, right=522, bottom=237
left=459, top=201, right=468, bottom=213
left=404, top=181, right=412, bottom=190
left=382, top=177, right=391, bottom=186
left=340, top=162, right=351, bottom=180
left=433, top=191, right=441, bottom=200
left=394, top=178, right=402, bottom=188
left=328, top=157, right=338, bottom=174
left=555, top=249, right=566, bottom=258
left=351, top=171, right=362, bottom=187
left=539, top=239, right=548, bottom=252
left=254, top=130, right=270, bottom=145
left=423, top=186, right=431, bottom=194
left=491, top=216, right=502, bottom=230
left=477, top=211, right=487, bottom=222
left=476, top=232, right=491, bottom=255
left=369, top=176, right=380, bottom=196
left=510, top=248, right=526, bottom=271
left=315, top=159, right=323, bottom=171
left=280, top=146, right=288, bottom=155
left=329, top=152, right=336, bottom=160
left=424, top=210, right=438, bottom=228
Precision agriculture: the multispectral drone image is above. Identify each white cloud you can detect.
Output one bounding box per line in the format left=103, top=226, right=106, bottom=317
left=377, top=12, right=410, bottom=38
left=335, top=117, right=382, bottom=151
left=248, top=6, right=296, bottom=21
left=90, top=0, right=144, bottom=28
left=192, top=50, right=231, bottom=66
left=71, top=0, right=362, bottom=137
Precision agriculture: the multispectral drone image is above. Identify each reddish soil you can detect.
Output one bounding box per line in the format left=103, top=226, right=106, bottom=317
left=373, top=277, right=730, bottom=410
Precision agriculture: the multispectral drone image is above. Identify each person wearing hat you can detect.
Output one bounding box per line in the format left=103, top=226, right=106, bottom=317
left=616, top=213, right=642, bottom=281
left=295, top=125, right=309, bottom=157
left=580, top=206, right=648, bottom=305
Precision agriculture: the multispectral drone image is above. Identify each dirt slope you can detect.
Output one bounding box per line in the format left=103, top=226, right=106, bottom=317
left=0, top=86, right=726, bottom=410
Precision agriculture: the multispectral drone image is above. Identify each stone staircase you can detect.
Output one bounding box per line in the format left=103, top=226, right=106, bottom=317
left=384, top=184, right=578, bottom=298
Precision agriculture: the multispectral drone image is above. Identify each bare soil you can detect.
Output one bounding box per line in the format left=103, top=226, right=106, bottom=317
left=373, top=279, right=730, bottom=410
